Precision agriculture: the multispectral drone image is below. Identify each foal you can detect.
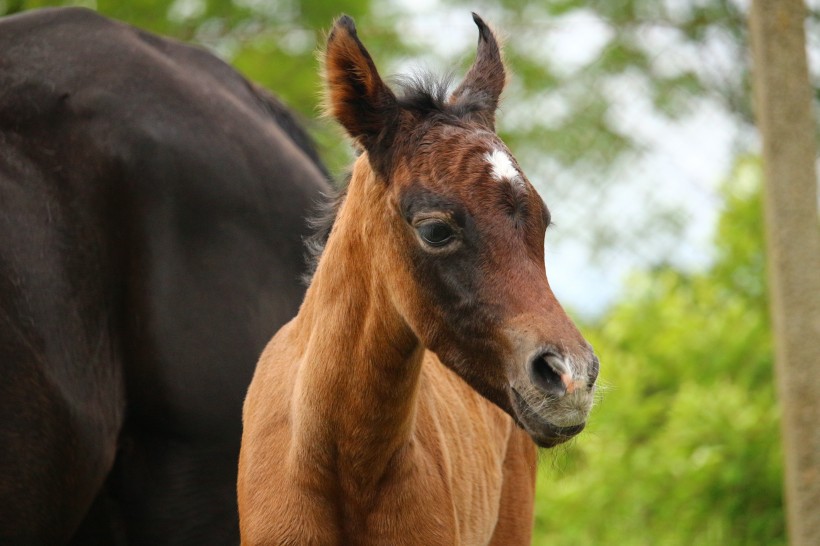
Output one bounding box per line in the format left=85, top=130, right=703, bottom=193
left=238, top=14, right=599, bottom=545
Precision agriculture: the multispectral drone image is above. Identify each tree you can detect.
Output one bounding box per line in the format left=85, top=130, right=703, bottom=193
left=750, top=1, right=820, bottom=542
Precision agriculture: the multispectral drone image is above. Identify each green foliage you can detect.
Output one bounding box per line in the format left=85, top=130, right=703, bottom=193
left=533, top=157, right=784, bottom=545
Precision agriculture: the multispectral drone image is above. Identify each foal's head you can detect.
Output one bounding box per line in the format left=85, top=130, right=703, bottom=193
left=323, top=14, right=598, bottom=447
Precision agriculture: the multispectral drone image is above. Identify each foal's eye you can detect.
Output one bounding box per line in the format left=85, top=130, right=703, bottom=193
left=416, top=220, right=455, bottom=247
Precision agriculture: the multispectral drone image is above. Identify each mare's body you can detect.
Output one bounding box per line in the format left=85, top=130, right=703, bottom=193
left=0, top=8, right=328, bottom=544
left=239, top=15, right=599, bottom=545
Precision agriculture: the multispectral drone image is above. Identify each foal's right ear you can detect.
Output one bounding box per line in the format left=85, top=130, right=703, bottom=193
left=324, top=16, right=398, bottom=154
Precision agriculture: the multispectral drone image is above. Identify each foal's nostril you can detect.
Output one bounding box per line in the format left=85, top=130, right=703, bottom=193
left=528, top=351, right=569, bottom=397
left=588, top=355, right=600, bottom=387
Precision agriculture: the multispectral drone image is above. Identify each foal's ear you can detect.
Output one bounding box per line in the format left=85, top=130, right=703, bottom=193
left=324, top=15, right=398, bottom=154
left=450, top=13, right=506, bottom=130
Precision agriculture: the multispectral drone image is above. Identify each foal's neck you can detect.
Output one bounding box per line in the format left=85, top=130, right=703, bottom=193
left=290, top=161, right=422, bottom=495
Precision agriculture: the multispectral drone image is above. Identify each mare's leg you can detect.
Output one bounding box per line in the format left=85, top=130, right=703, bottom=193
left=0, top=164, right=124, bottom=544
left=0, top=286, right=123, bottom=544
left=488, top=427, right=538, bottom=546
left=69, top=486, right=129, bottom=546
left=110, top=434, right=241, bottom=545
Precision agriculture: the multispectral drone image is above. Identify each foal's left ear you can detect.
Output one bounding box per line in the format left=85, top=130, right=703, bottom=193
left=324, top=15, right=398, bottom=156
left=450, top=13, right=506, bottom=130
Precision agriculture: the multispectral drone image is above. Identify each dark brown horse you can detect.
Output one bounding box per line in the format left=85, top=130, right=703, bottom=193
left=0, top=7, right=328, bottom=545
left=238, top=14, right=599, bottom=545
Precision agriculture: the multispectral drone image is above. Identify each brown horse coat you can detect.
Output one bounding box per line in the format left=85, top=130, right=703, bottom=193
left=238, top=14, right=599, bottom=545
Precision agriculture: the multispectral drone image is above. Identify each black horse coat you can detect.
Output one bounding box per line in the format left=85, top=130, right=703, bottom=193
left=0, top=7, right=329, bottom=544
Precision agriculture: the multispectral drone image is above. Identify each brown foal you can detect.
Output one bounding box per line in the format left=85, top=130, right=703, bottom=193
left=238, top=13, right=599, bottom=545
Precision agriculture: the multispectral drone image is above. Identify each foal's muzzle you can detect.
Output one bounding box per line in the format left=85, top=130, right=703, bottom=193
left=511, top=347, right=598, bottom=448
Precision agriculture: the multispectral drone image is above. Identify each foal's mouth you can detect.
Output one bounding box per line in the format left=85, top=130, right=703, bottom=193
left=511, top=389, right=586, bottom=448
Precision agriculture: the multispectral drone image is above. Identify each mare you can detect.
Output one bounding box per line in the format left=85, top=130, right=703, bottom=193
left=0, top=7, right=329, bottom=545
left=238, top=13, right=600, bottom=546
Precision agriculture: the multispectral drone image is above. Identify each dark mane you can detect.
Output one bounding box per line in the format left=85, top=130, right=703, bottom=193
left=394, top=71, right=493, bottom=123
left=302, top=173, right=349, bottom=284
left=394, top=72, right=454, bottom=116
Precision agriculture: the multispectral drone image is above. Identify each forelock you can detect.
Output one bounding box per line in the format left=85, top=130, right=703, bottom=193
left=392, top=71, right=496, bottom=123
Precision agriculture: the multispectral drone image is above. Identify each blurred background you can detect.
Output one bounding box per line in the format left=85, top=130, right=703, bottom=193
left=5, top=0, right=819, bottom=544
